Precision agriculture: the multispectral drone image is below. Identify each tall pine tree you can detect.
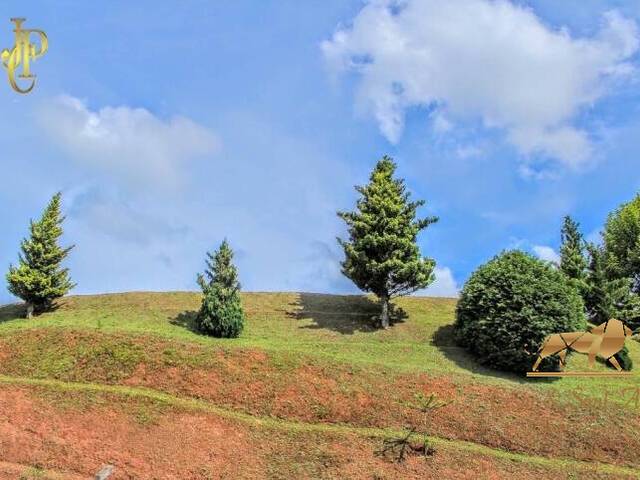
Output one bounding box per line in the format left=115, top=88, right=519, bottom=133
left=584, top=243, right=621, bottom=324
left=559, top=215, right=588, bottom=295
left=559, top=216, right=587, bottom=280
left=6, top=192, right=75, bottom=318
left=337, top=156, right=438, bottom=329
left=196, top=240, right=245, bottom=338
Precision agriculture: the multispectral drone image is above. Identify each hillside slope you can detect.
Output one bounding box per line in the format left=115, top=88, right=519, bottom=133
left=0, top=292, right=638, bottom=479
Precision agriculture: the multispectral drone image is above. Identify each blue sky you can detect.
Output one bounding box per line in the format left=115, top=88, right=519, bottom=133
left=2, top=0, right=640, bottom=304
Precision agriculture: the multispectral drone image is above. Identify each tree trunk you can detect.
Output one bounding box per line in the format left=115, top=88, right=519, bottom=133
left=380, top=296, right=390, bottom=329
left=25, top=303, right=34, bottom=319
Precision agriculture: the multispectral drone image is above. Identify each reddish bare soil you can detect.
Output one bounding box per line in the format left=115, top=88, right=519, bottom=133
left=143, top=365, right=640, bottom=466
left=0, top=330, right=638, bottom=469
left=0, top=387, right=259, bottom=479
left=0, top=385, right=633, bottom=480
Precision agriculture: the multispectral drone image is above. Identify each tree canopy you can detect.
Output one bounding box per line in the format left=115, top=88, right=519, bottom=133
left=337, top=156, right=438, bottom=328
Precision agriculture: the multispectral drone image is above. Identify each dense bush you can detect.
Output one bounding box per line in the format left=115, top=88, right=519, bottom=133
left=454, top=250, right=586, bottom=373
left=599, top=194, right=640, bottom=330
left=603, top=193, right=640, bottom=284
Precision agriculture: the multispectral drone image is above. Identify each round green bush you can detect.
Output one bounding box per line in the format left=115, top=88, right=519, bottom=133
left=454, top=250, right=586, bottom=373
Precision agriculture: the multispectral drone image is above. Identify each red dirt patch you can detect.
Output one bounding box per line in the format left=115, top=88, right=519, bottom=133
left=0, top=330, right=639, bottom=469
left=126, top=361, right=640, bottom=466
left=255, top=429, right=634, bottom=480
left=0, top=387, right=261, bottom=479
left=0, top=385, right=632, bottom=480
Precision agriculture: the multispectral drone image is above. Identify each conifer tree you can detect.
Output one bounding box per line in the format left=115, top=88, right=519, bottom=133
left=337, top=156, right=438, bottom=329
left=559, top=216, right=587, bottom=280
left=196, top=240, right=245, bottom=338
left=584, top=243, right=638, bottom=326
left=585, top=243, right=618, bottom=324
left=6, top=192, right=75, bottom=318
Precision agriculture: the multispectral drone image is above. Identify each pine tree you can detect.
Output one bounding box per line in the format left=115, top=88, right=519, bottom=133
left=337, top=156, right=438, bottom=329
left=559, top=215, right=587, bottom=287
left=584, top=243, right=636, bottom=325
left=196, top=240, right=245, bottom=338
left=6, top=192, right=75, bottom=318
left=585, top=243, right=616, bottom=324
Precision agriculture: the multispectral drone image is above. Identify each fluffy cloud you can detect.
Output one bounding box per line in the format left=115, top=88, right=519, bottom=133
left=322, top=0, right=639, bottom=168
left=37, top=95, right=220, bottom=188
left=532, top=245, right=560, bottom=264
left=66, top=186, right=190, bottom=246
left=23, top=106, right=357, bottom=298
left=416, top=266, right=459, bottom=297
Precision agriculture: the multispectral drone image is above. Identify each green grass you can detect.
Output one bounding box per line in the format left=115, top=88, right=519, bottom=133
left=1, top=291, right=637, bottom=403
left=1, top=292, right=639, bottom=477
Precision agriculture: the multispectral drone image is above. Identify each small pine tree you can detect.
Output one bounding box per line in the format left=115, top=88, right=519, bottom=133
left=6, top=192, right=75, bottom=318
left=196, top=240, right=245, bottom=338
left=559, top=216, right=588, bottom=292
left=337, top=156, right=438, bottom=329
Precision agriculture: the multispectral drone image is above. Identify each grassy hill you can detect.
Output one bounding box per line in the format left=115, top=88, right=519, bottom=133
left=0, top=292, right=638, bottom=479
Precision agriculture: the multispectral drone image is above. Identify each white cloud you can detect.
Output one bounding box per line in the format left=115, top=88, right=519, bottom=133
left=30, top=109, right=355, bottom=298
left=416, top=266, right=459, bottom=297
left=431, top=111, right=453, bottom=134
left=455, top=144, right=483, bottom=159
left=532, top=245, right=560, bottom=264
left=66, top=185, right=190, bottom=246
left=322, top=1, right=639, bottom=169
left=37, top=95, right=220, bottom=188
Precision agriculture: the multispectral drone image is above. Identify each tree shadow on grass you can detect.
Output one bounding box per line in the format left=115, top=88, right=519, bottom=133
left=431, top=324, right=558, bottom=384
left=0, top=303, right=24, bottom=323
left=0, top=302, right=61, bottom=323
left=287, top=292, right=408, bottom=335
left=169, top=310, right=199, bottom=334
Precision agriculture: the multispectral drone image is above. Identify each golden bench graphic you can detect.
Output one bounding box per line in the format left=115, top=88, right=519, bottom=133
left=531, top=319, right=635, bottom=372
